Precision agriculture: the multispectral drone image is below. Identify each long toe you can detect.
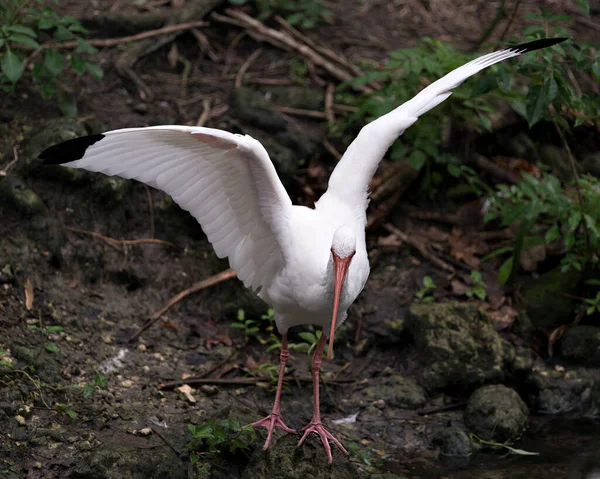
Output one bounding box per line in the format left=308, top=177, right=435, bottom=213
left=249, top=413, right=297, bottom=449
left=297, top=421, right=348, bottom=463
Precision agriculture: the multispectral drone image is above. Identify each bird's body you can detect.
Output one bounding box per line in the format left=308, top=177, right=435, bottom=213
left=40, top=36, right=566, bottom=463
left=262, top=196, right=370, bottom=333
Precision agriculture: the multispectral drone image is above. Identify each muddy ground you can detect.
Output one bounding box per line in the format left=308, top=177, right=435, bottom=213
left=1, top=1, right=600, bottom=478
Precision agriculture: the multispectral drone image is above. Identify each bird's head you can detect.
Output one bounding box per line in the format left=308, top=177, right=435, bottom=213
left=328, top=225, right=356, bottom=360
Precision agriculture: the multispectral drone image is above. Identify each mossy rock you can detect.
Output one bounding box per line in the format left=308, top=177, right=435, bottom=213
left=242, top=434, right=359, bottom=479
left=0, top=175, right=45, bottom=216
left=71, top=443, right=187, bottom=479
left=432, top=426, right=472, bottom=457
left=231, top=88, right=289, bottom=133
left=262, top=86, right=325, bottom=111
left=405, top=302, right=512, bottom=391
left=363, top=375, right=426, bottom=408
left=560, top=326, right=600, bottom=366
left=521, top=267, right=581, bottom=328
left=464, top=385, right=528, bottom=443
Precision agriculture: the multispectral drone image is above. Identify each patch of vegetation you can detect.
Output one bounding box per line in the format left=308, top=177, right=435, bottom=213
left=470, top=433, right=538, bottom=456
left=228, top=0, right=332, bottom=30
left=415, top=275, right=437, bottom=302
left=28, top=323, right=63, bottom=354
left=0, top=0, right=103, bottom=116
left=81, top=372, right=107, bottom=398
left=466, top=271, right=487, bottom=300
left=187, top=419, right=256, bottom=462
left=485, top=172, right=600, bottom=282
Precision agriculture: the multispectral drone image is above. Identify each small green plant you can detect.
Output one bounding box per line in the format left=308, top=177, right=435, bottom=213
left=415, top=275, right=437, bottom=302
left=466, top=271, right=487, bottom=300
left=55, top=402, right=77, bottom=420
left=187, top=419, right=256, bottom=462
left=583, top=279, right=600, bottom=316
left=228, top=0, right=332, bottom=29
left=470, top=433, right=538, bottom=456
left=28, top=324, right=63, bottom=354
left=0, top=0, right=103, bottom=115
left=81, top=373, right=107, bottom=398
left=485, top=172, right=600, bottom=282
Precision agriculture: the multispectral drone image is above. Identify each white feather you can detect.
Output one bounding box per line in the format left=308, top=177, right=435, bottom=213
left=60, top=125, right=292, bottom=291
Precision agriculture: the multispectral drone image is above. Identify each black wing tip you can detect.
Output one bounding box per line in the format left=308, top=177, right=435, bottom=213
left=509, top=37, right=569, bottom=54
left=39, top=133, right=105, bottom=165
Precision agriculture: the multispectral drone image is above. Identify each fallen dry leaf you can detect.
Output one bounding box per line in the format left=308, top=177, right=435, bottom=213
left=176, top=384, right=196, bottom=404
left=488, top=305, right=519, bottom=331
left=451, top=279, right=468, bottom=296
left=24, top=278, right=34, bottom=311
left=519, top=244, right=546, bottom=272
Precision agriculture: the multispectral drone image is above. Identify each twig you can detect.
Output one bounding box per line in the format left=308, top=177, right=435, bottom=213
left=63, top=226, right=176, bottom=249
left=383, top=223, right=455, bottom=273
left=553, top=121, right=591, bottom=259
left=275, top=106, right=328, bottom=119
left=0, top=147, right=19, bottom=177
left=323, top=137, right=342, bottom=161
left=273, top=15, right=380, bottom=91
left=235, top=48, right=263, bottom=88
left=417, top=402, right=467, bottom=416
left=470, top=153, right=520, bottom=185
left=150, top=427, right=181, bottom=456
left=473, top=0, right=505, bottom=50
left=196, top=97, right=211, bottom=126
left=215, top=9, right=374, bottom=93
left=325, top=83, right=335, bottom=123
left=128, top=268, right=237, bottom=342
left=498, top=0, right=523, bottom=42
left=36, top=20, right=209, bottom=50
left=157, top=375, right=354, bottom=390
left=144, top=186, right=155, bottom=239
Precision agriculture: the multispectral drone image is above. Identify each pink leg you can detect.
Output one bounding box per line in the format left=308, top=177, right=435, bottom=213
left=250, top=334, right=296, bottom=449
left=297, top=334, right=348, bottom=463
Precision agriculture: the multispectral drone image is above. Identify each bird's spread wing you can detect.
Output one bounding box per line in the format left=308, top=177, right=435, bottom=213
left=325, top=37, right=567, bottom=211
left=39, top=125, right=292, bottom=291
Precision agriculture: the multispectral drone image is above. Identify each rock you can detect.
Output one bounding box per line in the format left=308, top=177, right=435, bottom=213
left=404, top=302, right=512, bottom=391
left=560, top=326, right=600, bottom=366
left=521, top=267, right=581, bottom=328
left=71, top=443, right=187, bottom=479
left=464, top=385, right=529, bottom=443
left=581, top=152, right=600, bottom=177
left=262, top=86, right=325, bottom=110
left=90, top=177, right=132, bottom=208
left=528, top=362, right=594, bottom=415
left=363, top=375, right=427, bottom=408
left=0, top=264, right=15, bottom=285
left=432, top=426, right=472, bottom=457
left=241, top=434, right=359, bottom=479
left=231, top=88, right=289, bottom=132
left=19, top=118, right=88, bottom=176
left=0, top=175, right=45, bottom=216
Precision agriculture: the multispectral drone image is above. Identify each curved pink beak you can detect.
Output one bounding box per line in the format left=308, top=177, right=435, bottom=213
left=327, top=251, right=354, bottom=360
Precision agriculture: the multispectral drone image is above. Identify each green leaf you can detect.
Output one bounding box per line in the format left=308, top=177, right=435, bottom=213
left=58, top=91, right=78, bottom=117
left=190, top=423, right=213, bottom=439
left=7, top=33, right=40, bottom=49
left=71, top=54, right=85, bottom=75
left=44, top=49, right=65, bottom=75
left=44, top=343, right=60, bottom=353
left=498, top=256, right=513, bottom=285
left=298, top=332, right=316, bottom=344
left=409, top=150, right=426, bottom=171
left=65, top=408, right=77, bottom=419
left=525, top=85, right=547, bottom=127
left=576, top=0, right=590, bottom=16
left=75, top=39, right=98, bottom=55
left=545, top=224, right=560, bottom=243
left=1, top=49, right=24, bottom=83
left=8, top=25, right=37, bottom=37
left=85, top=61, right=103, bottom=80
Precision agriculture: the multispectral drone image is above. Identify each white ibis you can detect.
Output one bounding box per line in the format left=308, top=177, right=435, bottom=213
left=40, top=37, right=565, bottom=463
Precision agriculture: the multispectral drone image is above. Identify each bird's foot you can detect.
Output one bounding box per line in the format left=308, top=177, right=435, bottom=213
left=297, top=420, right=348, bottom=463
left=250, top=413, right=297, bottom=449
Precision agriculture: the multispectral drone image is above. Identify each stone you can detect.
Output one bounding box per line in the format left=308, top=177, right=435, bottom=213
left=230, top=88, right=289, bottom=133
left=464, top=385, right=529, bottom=443
left=521, top=267, right=581, bottom=328
left=363, top=375, right=427, bottom=409
left=560, top=326, right=600, bottom=366
left=241, top=434, right=359, bottom=479
left=528, top=362, right=594, bottom=415
left=432, top=426, right=472, bottom=457
left=70, top=443, right=187, bottom=479
left=404, top=302, right=512, bottom=391
left=0, top=175, right=45, bottom=216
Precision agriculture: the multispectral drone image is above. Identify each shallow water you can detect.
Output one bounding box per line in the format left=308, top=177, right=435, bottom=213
left=389, top=418, right=600, bottom=479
